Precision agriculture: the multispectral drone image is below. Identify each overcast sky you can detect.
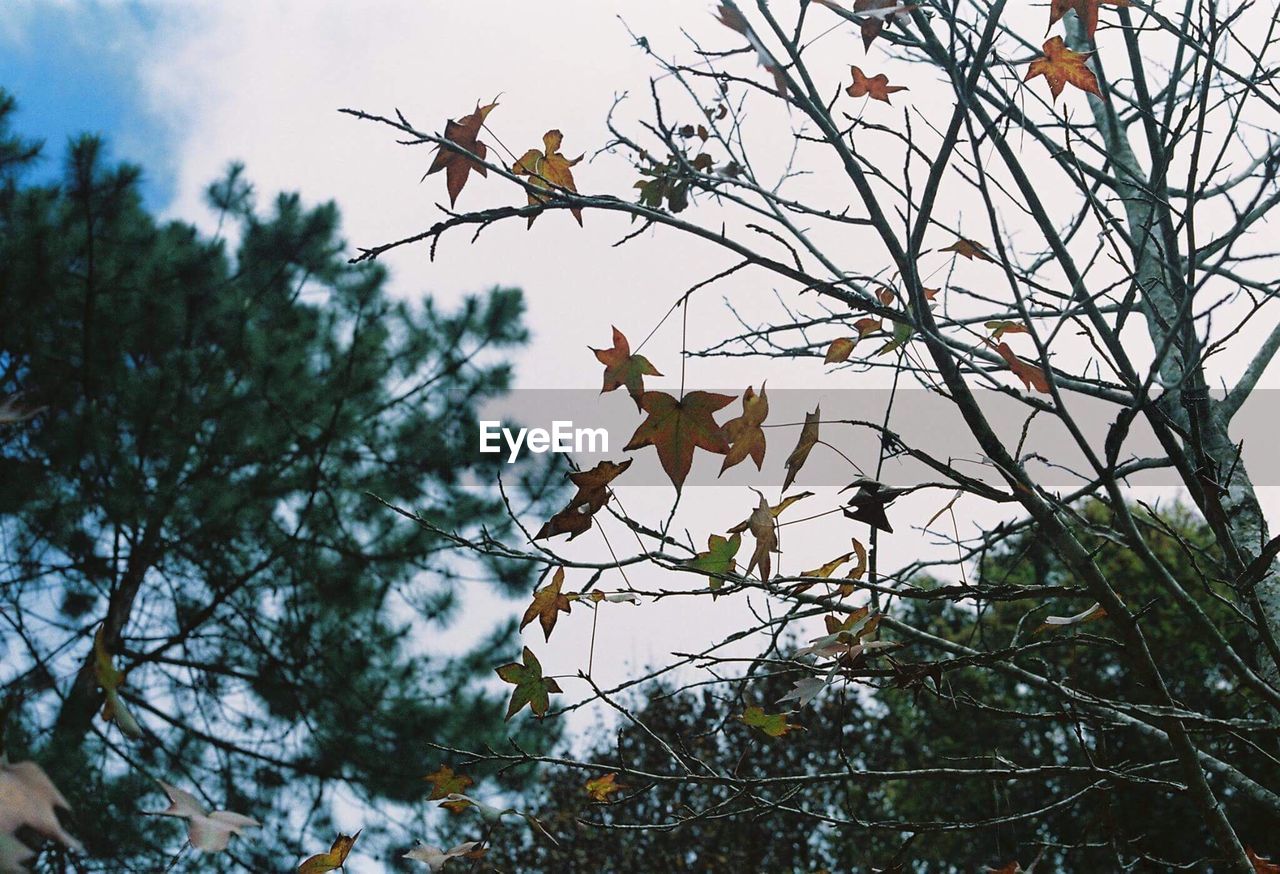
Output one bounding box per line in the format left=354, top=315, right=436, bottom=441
left=5, top=2, right=1279, bottom=869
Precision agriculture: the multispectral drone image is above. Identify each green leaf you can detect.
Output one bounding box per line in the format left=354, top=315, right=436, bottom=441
left=495, top=647, right=563, bottom=720
left=739, top=705, right=800, bottom=738
left=686, top=533, right=742, bottom=590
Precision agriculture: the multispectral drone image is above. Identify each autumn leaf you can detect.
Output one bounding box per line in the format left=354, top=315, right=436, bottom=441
left=422, top=765, right=473, bottom=814
left=715, top=1, right=790, bottom=95
left=782, top=405, right=821, bottom=491
left=1036, top=603, right=1106, bottom=633
left=592, top=327, right=661, bottom=407
left=824, top=337, right=858, bottom=364
left=93, top=627, right=143, bottom=739
left=511, top=130, right=584, bottom=227
left=742, top=492, right=779, bottom=582
left=842, top=479, right=903, bottom=533
left=521, top=567, right=573, bottom=641
left=0, top=758, right=83, bottom=856
left=720, top=384, right=768, bottom=473
left=796, top=608, right=892, bottom=659
left=624, top=390, right=735, bottom=491
left=1248, top=848, right=1280, bottom=874
left=940, top=237, right=995, bottom=262
left=846, top=66, right=908, bottom=103
left=298, top=831, right=360, bottom=874
left=584, top=773, right=626, bottom=802
left=1048, top=0, right=1130, bottom=40
left=404, top=841, right=484, bottom=871
left=1025, top=36, right=1101, bottom=100
left=152, top=781, right=260, bottom=853
left=739, top=705, right=800, bottom=738
left=855, top=317, right=882, bottom=337
left=686, top=532, right=742, bottom=591
left=990, top=341, right=1051, bottom=394
left=496, top=646, right=562, bottom=720
left=815, top=0, right=917, bottom=49
left=985, top=320, right=1030, bottom=340
left=423, top=100, right=498, bottom=206
left=777, top=674, right=831, bottom=708
left=535, top=458, right=632, bottom=541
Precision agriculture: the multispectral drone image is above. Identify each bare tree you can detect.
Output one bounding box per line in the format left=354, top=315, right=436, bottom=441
left=347, top=1, right=1280, bottom=870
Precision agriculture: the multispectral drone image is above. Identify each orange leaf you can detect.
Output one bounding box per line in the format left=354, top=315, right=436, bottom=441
left=624, top=390, right=735, bottom=490
left=424, top=100, right=498, bottom=206
left=511, top=129, right=584, bottom=227
left=1025, top=36, right=1101, bottom=100
left=824, top=337, right=858, bottom=364
left=846, top=66, right=908, bottom=103
left=991, top=341, right=1051, bottom=394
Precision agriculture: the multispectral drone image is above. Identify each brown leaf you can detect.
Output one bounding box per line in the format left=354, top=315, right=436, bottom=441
left=744, top=492, right=778, bottom=581
left=990, top=341, right=1051, bottom=394
left=846, top=66, right=908, bottom=103
left=940, top=237, right=995, bottom=262
left=624, top=390, right=735, bottom=491
left=424, top=100, right=498, bottom=206
left=782, top=406, right=821, bottom=491
left=824, top=337, right=858, bottom=364
left=520, top=567, right=573, bottom=641
left=720, top=384, right=769, bottom=473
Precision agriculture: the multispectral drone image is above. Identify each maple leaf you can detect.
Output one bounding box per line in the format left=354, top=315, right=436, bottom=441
left=1025, top=36, right=1101, bottom=100
left=511, top=130, right=583, bottom=227
left=686, top=532, right=742, bottom=592
left=151, top=781, right=259, bottom=853
left=796, top=608, right=892, bottom=659
left=720, top=384, right=769, bottom=473
left=624, top=390, right=735, bottom=491
left=584, top=773, right=626, bottom=802
left=777, top=675, right=831, bottom=708
left=940, top=237, right=995, bottom=262
left=742, top=492, right=779, bottom=581
left=1048, top=0, right=1130, bottom=40
left=824, top=337, right=858, bottom=364
left=423, top=100, right=498, bottom=206
left=846, top=66, right=908, bottom=103
left=536, top=458, right=633, bottom=541
left=985, top=320, right=1030, bottom=340
left=592, top=327, right=662, bottom=407
left=1036, top=602, right=1106, bottom=633
left=422, top=765, right=473, bottom=814
left=715, top=2, right=790, bottom=96
left=520, top=567, right=573, bottom=641
left=842, top=479, right=903, bottom=533
left=991, top=341, right=1051, bottom=394
left=1249, top=848, right=1280, bottom=874
left=404, top=840, right=484, bottom=871
left=782, top=405, right=821, bottom=491
left=0, top=758, right=83, bottom=856
left=496, top=646, right=562, bottom=720
left=93, top=627, right=143, bottom=739
left=853, top=0, right=915, bottom=49
left=739, top=705, right=801, bottom=738
left=298, top=831, right=360, bottom=874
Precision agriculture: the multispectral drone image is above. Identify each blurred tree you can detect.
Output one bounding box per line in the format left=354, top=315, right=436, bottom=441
left=0, top=91, right=560, bottom=872
left=485, top=502, right=1273, bottom=873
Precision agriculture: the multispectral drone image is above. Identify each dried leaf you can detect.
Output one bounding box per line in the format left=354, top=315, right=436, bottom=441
left=940, top=238, right=995, bottom=262
left=1025, top=36, right=1101, bottom=100
left=720, top=384, right=769, bottom=473
left=846, top=66, right=908, bottom=103
left=423, top=100, right=498, bottom=206
left=782, top=406, right=821, bottom=491
left=624, top=390, right=735, bottom=491
left=1047, top=0, right=1131, bottom=39
left=824, top=337, right=858, bottom=364
left=584, top=773, right=625, bottom=802
left=511, top=130, right=584, bottom=227
left=520, top=567, right=573, bottom=641
left=298, top=831, right=360, bottom=874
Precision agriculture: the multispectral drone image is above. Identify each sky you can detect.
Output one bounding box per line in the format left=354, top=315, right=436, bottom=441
left=4, top=1, right=1279, bottom=869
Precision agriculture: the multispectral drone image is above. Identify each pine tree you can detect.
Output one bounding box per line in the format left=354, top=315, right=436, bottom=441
left=0, top=91, right=560, bottom=871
